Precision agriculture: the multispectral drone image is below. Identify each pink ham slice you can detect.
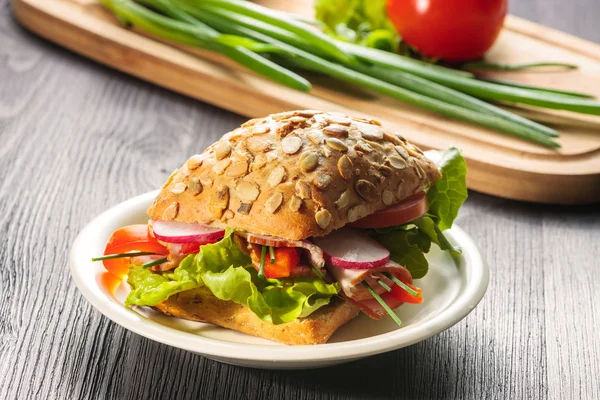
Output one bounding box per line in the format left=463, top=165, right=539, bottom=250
left=346, top=294, right=405, bottom=320
left=242, top=232, right=326, bottom=269
left=325, top=259, right=413, bottom=301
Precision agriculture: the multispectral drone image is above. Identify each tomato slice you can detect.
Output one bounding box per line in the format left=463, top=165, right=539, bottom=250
left=264, top=247, right=302, bottom=279
left=387, top=283, right=423, bottom=304
left=348, top=192, right=428, bottom=229
left=102, top=224, right=168, bottom=278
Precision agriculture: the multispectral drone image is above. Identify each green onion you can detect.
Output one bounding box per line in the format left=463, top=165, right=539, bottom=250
left=142, top=257, right=168, bottom=269
left=376, top=279, right=392, bottom=292
left=353, top=63, right=559, bottom=138
left=189, top=5, right=556, bottom=138
left=363, top=282, right=403, bottom=327
left=99, top=0, right=311, bottom=91
left=384, top=273, right=419, bottom=297
left=269, top=246, right=275, bottom=264
left=287, top=55, right=560, bottom=147
left=91, top=251, right=157, bottom=262
left=181, top=7, right=560, bottom=147
left=423, top=71, right=600, bottom=115
left=99, top=0, right=600, bottom=148
left=479, top=78, right=595, bottom=99
left=182, top=0, right=353, bottom=64
left=311, top=265, right=326, bottom=280
left=258, top=245, right=267, bottom=278
left=341, top=42, right=474, bottom=80
left=461, top=61, right=578, bottom=71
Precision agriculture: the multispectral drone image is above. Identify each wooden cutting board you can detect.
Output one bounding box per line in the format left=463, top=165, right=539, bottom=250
left=12, top=0, right=600, bottom=204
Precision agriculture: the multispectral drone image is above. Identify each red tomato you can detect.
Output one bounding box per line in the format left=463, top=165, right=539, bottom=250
left=264, top=247, right=302, bottom=279
left=388, top=282, right=423, bottom=304
left=348, top=192, right=428, bottom=229
left=387, top=0, right=507, bottom=62
left=103, top=225, right=168, bottom=278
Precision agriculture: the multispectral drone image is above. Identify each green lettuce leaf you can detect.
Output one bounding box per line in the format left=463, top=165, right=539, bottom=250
left=372, top=229, right=429, bottom=279
left=125, top=255, right=201, bottom=307
left=125, top=231, right=339, bottom=324
left=426, top=146, right=468, bottom=231
left=412, top=215, right=461, bottom=255
left=315, top=0, right=399, bottom=52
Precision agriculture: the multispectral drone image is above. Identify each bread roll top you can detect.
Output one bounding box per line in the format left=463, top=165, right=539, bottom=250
left=147, top=110, right=441, bottom=240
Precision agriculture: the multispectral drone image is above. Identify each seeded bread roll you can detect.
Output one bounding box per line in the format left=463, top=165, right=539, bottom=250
left=147, top=110, right=442, bottom=240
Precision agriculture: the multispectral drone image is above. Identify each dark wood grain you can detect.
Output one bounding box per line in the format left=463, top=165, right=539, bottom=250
left=1, top=1, right=599, bottom=399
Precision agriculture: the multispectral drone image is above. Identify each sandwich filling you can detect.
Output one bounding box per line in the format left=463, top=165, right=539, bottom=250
left=96, top=147, right=466, bottom=326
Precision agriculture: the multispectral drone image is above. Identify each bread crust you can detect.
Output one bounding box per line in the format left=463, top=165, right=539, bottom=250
left=154, top=287, right=360, bottom=345
left=147, top=110, right=441, bottom=240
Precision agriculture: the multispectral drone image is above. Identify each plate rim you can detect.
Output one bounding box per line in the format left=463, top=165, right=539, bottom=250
left=70, top=190, right=489, bottom=363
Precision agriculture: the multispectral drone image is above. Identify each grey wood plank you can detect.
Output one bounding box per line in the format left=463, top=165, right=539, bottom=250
left=0, top=1, right=599, bottom=399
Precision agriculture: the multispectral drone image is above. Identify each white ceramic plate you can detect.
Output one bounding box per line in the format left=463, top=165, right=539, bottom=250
left=70, top=191, right=488, bottom=369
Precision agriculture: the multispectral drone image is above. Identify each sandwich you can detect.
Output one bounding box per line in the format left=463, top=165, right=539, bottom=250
left=93, top=110, right=467, bottom=345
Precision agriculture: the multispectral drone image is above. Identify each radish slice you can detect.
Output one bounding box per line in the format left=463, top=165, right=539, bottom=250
left=152, top=220, right=224, bottom=244
left=312, top=228, right=390, bottom=269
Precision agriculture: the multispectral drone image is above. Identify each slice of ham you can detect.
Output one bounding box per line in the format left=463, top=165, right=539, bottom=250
left=240, top=232, right=326, bottom=269
left=326, top=259, right=413, bottom=301
left=146, top=242, right=198, bottom=272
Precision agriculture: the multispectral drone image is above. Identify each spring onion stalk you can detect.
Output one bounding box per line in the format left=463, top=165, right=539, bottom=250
left=422, top=72, right=600, bottom=115
left=199, top=6, right=555, bottom=137
left=269, top=246, right=275, bottom=264
left=377, top=279, right=393, bottom=292
left=190, top=2, right=600, bottom=116
left=363, top=282, right=403, bottom=327
left=189, top=6, right=323, bottom=56
left=91, top=251, right=157, bottom=261
left=100, top=0, right=310, bottom=91
left=478, top=78, right=595, bottom=99
left=258, top=245, right=267, bottom=278
left=311, top=265, right=326, bottom=280
left=186, top=4, right=473, bottom=81
left=384, top=273, right=419, bottom=297
left=181, top=9, right=560, bottom=147
left=179, top=0, right=353, bottom=64
left=461, top=61, right=578, bottom=71
left=353, top=63, right=559, bottom=137
left=341, top=42, right=474, bottom=80
left=142, top=257, right=168, bottom=269
left=287, top=54, right=560, bottom=147
left=102, top=1, right=587, bottom=147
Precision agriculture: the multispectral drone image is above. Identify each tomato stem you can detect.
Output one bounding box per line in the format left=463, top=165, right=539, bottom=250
left=142, top=257, right=168, bottom=269
left=363, top=282, right=403, bottom=327
left=384, top=273, right=419, bottom=297
left=91, top=251, right=157, bottom=262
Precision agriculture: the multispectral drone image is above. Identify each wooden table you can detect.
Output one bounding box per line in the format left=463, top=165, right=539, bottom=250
left=1, top=1, right=599, bottom=398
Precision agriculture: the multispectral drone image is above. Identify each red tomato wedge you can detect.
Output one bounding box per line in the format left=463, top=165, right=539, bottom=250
left=348, top=192, right=428, bottom=229
left=388, top=283, right=423, bottom=304
left=103, top=224, right=168, bottom=278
